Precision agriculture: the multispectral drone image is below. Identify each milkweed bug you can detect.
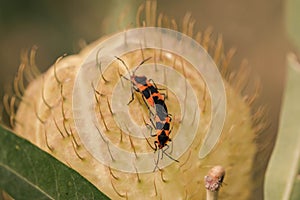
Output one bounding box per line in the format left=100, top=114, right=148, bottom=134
left=147, top=102, right=179, bottom=171
left=115, top=56, right=178, bottom=171
left=149, top=113, right=174, bottom=152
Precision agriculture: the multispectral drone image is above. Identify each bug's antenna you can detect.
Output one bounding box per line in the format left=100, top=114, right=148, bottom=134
left=153, top=146, right=179, bottom=172
left=133, top=57, right=152, bottom=74
left=162, top=149, right=179, bottom=163
left=153, top=150, right=161, bottom=172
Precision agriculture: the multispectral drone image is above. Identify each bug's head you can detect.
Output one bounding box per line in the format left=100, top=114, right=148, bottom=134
left=133, top=75, right=147, bottom=85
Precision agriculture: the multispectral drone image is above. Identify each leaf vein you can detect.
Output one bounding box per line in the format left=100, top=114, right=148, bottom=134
left=0, top=163, right=54, bottom=200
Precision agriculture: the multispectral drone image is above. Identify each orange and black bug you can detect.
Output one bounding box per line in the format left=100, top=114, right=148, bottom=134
left=152, top=115, right=173, bottom=150
left=146, top=102, right=179, bottom=171
left=148, top=108, right=173, bottom=149
left=115, top=56, right=178, bottom=170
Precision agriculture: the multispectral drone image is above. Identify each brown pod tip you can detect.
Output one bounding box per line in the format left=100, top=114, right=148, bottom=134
left=205, top=165, right=225, bottom=192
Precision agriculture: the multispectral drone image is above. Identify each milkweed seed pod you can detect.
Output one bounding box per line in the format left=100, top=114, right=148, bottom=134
left=8, top=0, right=268, bottom=199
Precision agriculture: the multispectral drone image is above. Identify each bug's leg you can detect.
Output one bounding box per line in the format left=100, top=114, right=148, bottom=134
left=154, top=141, right=158, bottom=152
left=127, top=85, right=136, bottom=105
left=153, top=149, right=161, bottom=172
left=121, top=74, right=130, bottom=81
left=169, top=126, right=173, bottom=135
left=149, top=79, right=166, bottom=91
left=162, top=144, right=179, bottom=162
left=161, top=93, right=167, bottom=101
left=148, top=109, right=156, bottom=121
left=145, top=123, right=152, bottom=133
left=161, top=144, right=170, bottom=159
left=147, top=124, right=157, bottom=137
left=169, top=138, right=174, bottom=154
left=149, top=114, right=157, bottom=129
left=141, top=124, right=156, bottom=151
left=148, top=79, right=158, bottom=89
left=168, top=116, right=174, bottom=134
left=148, top=100, right=158, bottom=117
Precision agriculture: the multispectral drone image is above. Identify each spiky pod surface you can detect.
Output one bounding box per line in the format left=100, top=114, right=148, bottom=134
left=10, top=1, right=266, bottom=199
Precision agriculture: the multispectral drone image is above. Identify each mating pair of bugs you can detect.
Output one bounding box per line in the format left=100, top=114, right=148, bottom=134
left=115, top=56, right=179, bottom=169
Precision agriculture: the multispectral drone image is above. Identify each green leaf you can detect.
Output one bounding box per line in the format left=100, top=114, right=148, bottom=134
left=286, top=0, right=300, bottom=50
left=290, top=175, right=300, bottom=200
left=264, top=53, right=300, bottom=200
left=0, top=125, right=109, bottom=200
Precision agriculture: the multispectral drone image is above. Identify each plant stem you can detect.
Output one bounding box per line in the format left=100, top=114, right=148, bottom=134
left=206, top=190, right=218, bottom=200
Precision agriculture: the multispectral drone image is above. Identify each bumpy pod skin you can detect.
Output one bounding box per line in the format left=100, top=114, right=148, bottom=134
left=12, top=1, right=265, bottom=199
